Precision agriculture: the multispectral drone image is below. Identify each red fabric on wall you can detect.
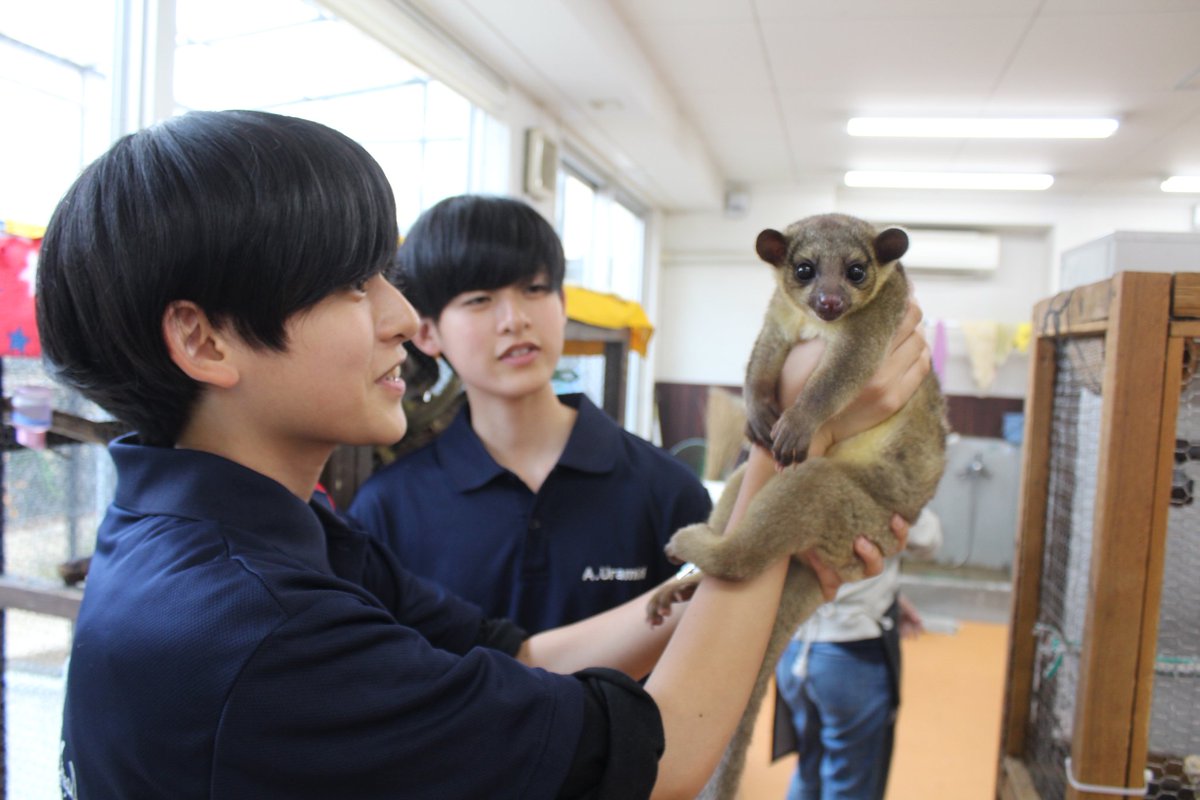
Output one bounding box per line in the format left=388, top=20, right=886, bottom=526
left=0, top=233, right=41, bottom=357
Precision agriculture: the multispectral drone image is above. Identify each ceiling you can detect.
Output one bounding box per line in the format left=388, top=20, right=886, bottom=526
left=413, top=0, right=1200, bottom=211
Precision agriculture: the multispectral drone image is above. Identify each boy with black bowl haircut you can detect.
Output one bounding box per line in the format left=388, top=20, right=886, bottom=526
left=39, top=110, right=917, bottom=799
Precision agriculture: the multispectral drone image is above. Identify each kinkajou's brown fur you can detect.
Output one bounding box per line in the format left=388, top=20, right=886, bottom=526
left=647, top=213, right=948, bottom=800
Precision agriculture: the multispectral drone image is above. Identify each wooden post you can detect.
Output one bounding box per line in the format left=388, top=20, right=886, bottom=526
left=602, top=339, right=627, bottom=423
left=1067, top=272, right=1172, bottom=799
left=564, top=319, right=631, bottom=423
left=998, top=756, right=1042, bottom=800
left=998, top=333, right=1057, bottom=761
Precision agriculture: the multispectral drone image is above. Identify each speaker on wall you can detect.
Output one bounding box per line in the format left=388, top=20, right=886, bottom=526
left=723, top=186, right=751, bottom=218
left=524, top=128, right=559, bottom=201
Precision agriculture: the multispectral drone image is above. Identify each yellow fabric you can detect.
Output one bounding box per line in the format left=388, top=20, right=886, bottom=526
left=994, top=322, right=1018, bottom=366
left=1, top=220, right=46, bottom=239
left=961, top=321, right=1000, bottom=392
left=563, top=285, right=655, bottom=357
left=959, top=320, right=1032, bottom=391
left=1013, top=321, right=1032, bottom=353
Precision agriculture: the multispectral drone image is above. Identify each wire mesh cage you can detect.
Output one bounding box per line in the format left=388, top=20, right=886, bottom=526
left=1147, top=352, right=1200, bottom=799
left=2, top=356, right=115, bottom=799
left=999, top=273, right=1200, bottom=800
left=1025, top=336, right=1105, bottom=799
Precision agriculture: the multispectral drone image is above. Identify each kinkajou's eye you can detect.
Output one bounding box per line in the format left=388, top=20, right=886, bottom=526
left=846, top=263, right=868, bottom=284
left=794, top=262, right=815, bottom=282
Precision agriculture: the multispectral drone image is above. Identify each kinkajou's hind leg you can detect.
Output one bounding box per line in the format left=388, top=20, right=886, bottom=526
left=705, top=464, right=744, bottom=536
left=645, top=569, right=702, bottom=626
left=666, top=459, right=900, bottom=582
left=664, top=461, right=813, bottom=579
left=661, top=463, right=747, bottom=564
left=644, top=466, right=746, bottom=625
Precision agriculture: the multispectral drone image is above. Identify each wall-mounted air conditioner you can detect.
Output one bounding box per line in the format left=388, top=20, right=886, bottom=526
left=902, top=229, right=1000, bottom=272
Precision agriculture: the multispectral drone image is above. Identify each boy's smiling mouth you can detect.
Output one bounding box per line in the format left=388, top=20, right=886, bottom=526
left=500, top=344, right=539, bottom=361
left=379, top=363, right=406, bottom=392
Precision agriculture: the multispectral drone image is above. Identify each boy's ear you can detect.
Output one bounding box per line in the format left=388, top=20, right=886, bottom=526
left=161, top=300, right=240, bottom=389
left=411, top=317, right=442, bottom=357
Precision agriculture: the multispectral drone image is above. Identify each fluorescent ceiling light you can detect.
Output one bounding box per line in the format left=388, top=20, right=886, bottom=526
left=847, top=117, right=1119, bottom=139
left=844, top=171, right=1054, bottom=191
left=1161, top=176, right=1200, bottom=193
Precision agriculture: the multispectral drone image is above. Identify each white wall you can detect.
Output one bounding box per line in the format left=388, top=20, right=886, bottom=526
left=838, top=188, right=1200, bottom=290
left=653, top=185, right=835, bottom=387
left=652, top=184, right=1200, bottom=399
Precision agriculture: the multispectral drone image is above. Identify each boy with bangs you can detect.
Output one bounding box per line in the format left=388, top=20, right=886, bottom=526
left=350, top=194, right=715, bottom=633
left=39, top=110, right=923, bottom=799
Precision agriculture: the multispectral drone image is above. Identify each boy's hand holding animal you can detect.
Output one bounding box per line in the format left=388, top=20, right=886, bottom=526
left=804, top=517, right=909, bottom=601
left=780, top=298, right=929, bottom=460
left=774, top=329, right=919, bottom=598
left=819, top=301, right=928, bottom=457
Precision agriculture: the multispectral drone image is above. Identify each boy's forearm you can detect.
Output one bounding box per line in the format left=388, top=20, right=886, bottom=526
left=524, top=447, right=784, bottom=798
left=645, top=448, right=785, bottom=798
left=517, top=587, right=682, bottom=677
left=647, top=560, right=788, bottom=798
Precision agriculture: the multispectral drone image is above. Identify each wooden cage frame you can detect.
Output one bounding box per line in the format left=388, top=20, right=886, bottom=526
left=998, top=271, right=1200, bottom=800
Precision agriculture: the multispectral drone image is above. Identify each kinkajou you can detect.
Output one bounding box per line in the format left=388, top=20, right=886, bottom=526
left=648, top=213, right=948, bottom=800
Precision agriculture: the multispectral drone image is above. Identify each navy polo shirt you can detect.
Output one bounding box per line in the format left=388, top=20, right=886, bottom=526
left=349, top=394, right=713, bottom=633
left=59, top=437, right=609, bottom=799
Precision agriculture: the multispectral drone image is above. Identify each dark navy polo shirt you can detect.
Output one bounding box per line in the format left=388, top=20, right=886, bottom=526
left=348, top=394, right=712, bottom=633
left=59, top=437, right=590, bottom=799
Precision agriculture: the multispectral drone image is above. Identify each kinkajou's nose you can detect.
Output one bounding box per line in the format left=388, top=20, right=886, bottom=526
left=816, top=294, right=845, bottom=318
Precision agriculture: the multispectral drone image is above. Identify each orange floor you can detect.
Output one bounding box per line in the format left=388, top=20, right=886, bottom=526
left=737, top=621, right=1010, bottom=799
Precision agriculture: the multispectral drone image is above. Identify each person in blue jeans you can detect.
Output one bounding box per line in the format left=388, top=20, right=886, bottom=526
left=774, top=509, right=941, bottom=800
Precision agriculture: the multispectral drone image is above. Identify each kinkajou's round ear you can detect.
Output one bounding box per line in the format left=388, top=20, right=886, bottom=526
left=756, top=229, right=789, bottom=265
left=873, top=227, right=909, bottom=264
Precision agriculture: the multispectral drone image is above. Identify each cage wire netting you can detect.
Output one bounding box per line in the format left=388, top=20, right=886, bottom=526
left=1153, top=341, right=1200, bottom=799
left=2, top=356, right=115, bottom=799
left=1026, top=335, right=1104, bottom=799
left=1024, top=335, right=1200, bottom=799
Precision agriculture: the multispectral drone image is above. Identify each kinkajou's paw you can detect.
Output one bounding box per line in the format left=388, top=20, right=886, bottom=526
left=644, top=569, right=703, bottom=626
left=771, top=408, right=812, bottom=465
left=664, top=522, right=720, bottom=567
left=745, top=397, right=780, bottom=449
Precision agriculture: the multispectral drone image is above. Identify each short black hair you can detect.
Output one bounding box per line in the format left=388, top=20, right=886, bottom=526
left=36, top=110, right=399, bottom=446
left=395, top=194, right=565, bottom=319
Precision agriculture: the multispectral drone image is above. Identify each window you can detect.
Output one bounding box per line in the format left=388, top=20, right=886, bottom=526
left=0, top=0, right=117, bottom=226
left=560, top=171, right=598, bottom=287
left=174, top=0, right=506, bottom=232
left=558, top=167, right=647, bottom=304
left=2, top=8, right=121, bottom=795
left=608, top=199, right=647, bottom=303
left=555, top=165, right=649, bottom=431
